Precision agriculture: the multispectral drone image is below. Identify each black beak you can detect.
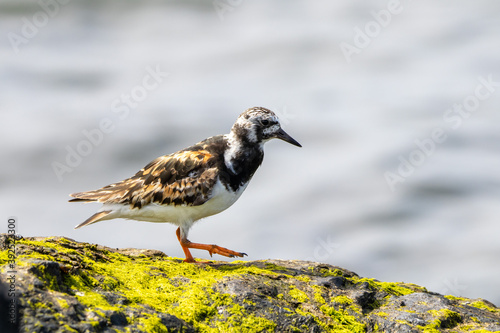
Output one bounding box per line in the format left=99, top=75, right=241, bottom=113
left=275, top=128, right=302, bottom=147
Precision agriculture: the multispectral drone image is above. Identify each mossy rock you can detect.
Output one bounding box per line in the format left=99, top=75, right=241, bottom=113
left=0, top=234, right=499, bottom=332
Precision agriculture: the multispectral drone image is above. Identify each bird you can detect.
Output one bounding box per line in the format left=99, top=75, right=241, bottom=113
left=69, top=107, right=301, bottom=262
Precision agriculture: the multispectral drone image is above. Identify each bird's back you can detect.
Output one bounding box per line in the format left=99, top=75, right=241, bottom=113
left=69, top=135, right=229, bottom=209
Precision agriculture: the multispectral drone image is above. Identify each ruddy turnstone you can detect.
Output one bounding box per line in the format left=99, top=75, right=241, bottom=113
left=69, top=107, right=301, bottom=262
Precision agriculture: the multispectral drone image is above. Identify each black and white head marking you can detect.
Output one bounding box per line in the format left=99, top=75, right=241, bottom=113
left=231, top=107, right=281, bottom=145
left=224, top=106, right=301, bottom=177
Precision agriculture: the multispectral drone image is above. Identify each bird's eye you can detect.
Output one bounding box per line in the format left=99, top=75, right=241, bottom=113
left=260, top=119, right=270, bottom=126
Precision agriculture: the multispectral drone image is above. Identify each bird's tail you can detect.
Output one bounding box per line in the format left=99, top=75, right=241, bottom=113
left=74, top=211, right=112, bottom=229
left=69, top=190, right=105, bottom=203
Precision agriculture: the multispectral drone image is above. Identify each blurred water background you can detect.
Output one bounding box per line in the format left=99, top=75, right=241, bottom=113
left=1, top=0, right=500, bottom=305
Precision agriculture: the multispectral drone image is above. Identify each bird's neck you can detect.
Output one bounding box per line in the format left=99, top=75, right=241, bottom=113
left=222, top=131, right=264, bottom=191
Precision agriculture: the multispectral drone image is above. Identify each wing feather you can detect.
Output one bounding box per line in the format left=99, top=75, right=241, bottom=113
left=69, top=149, right=218, bottom=209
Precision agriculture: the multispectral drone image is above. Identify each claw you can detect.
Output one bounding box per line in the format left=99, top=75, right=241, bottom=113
left=176, top=227, right=247, bottom=262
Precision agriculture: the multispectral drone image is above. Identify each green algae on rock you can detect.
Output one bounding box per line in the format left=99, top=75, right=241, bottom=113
left=0, top=234, right=499, bottom=333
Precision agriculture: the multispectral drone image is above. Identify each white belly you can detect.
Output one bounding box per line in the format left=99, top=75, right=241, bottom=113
left=102, top=180, right=247, bottom=226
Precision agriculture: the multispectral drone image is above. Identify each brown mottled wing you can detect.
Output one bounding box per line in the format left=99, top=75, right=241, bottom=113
left=69, top=150, right=218, bottom=209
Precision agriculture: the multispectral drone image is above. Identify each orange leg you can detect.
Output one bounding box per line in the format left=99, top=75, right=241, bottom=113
left=175, top=227, right=247, bottom=263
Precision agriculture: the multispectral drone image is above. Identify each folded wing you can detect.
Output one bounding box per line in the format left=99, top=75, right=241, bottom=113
left=69, top=150, right=218, bottom=209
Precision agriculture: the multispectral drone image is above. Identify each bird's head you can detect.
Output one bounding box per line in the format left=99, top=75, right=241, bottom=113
left=231, top=107, right=302, bottom=147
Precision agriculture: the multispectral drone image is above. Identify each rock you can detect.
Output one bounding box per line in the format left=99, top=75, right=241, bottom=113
left=0, top=234, right=498, bottom=332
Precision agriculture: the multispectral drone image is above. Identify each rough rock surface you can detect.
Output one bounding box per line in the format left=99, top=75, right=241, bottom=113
left=0, top=234, right=499, bottom=332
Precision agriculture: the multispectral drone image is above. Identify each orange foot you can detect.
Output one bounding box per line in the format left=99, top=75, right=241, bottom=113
left=176, top=227, right=247, bottom=263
